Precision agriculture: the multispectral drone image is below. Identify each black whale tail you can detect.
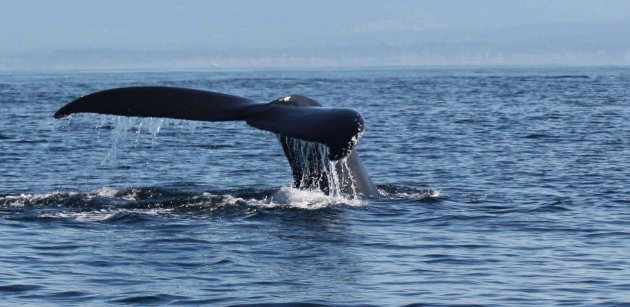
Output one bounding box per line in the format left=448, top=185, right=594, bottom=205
left=54, top=86, right=364, bottom=160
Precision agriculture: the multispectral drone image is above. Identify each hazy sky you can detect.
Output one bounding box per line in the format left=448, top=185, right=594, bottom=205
left=1, top=0, right=629, bottom=69
left=2, top=0, right=629, bottom=52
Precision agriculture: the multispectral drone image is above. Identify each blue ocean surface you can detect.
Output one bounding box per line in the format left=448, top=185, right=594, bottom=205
left=1, top=67, right=629, bottom=305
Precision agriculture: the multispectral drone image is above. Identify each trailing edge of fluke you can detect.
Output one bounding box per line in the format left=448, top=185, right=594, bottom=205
left=54, top=86, right=365, bottom=160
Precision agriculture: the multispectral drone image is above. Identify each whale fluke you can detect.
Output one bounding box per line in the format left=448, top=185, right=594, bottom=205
left=54, top=86, right=364, bottom=160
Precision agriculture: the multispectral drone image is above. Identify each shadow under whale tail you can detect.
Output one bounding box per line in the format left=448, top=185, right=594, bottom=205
left=54, top=86, right=378, bottom=197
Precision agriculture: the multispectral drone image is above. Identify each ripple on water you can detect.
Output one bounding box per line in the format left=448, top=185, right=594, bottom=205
left=0, top=284, right=43, bottom=293
left=109, top=294, right=189, bottom=305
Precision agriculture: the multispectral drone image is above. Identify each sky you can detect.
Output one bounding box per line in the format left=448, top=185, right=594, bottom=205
left=1, top=0, right=630, bottom=69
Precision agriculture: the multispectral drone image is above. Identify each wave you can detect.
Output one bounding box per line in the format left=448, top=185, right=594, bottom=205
left=0, top=184, right=441, bottom=222
left=544, top=75, right=589, bottom=79
left=0, top=186, right=368, bottom=222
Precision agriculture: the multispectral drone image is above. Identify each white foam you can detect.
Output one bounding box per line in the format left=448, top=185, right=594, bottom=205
left=92, top=187, right=120, bottom=198
left=0, top=187, right=126, bottom=209
left=38, top=208, right=169, bottom=222
left=260, top=186, right=366, bottom=210
left=381, top=188, right=441, bottom=200
left=0, top=191, right=79, bottom=207
left=199, top=186, right=366, bottom=210
left=39, top=210, right=117, bottom=222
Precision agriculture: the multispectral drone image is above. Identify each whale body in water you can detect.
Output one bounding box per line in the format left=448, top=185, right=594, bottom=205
left=54, top=87, right=379, bottom=197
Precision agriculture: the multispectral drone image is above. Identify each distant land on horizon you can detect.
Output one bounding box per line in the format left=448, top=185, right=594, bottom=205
left=3, top=20, right=630, bottom=71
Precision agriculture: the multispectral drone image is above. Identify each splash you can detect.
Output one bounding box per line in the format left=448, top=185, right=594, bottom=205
left=261, top=186, right=365, bottom=209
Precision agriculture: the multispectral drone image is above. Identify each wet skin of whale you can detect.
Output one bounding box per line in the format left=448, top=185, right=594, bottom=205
left=54, top=86, right=380, bottom=197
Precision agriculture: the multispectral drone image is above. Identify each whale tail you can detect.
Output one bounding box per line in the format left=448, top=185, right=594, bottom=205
left=54, top=86, right=364, bottom=160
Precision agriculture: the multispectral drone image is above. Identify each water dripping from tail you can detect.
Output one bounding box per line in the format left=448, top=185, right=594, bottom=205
left=97, top=117, right=171, bottom=166
left=278, top=136, right=359, bottom=198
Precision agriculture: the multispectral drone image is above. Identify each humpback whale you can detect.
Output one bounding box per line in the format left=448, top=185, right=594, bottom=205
left=54, top=87, right=379, bottom=197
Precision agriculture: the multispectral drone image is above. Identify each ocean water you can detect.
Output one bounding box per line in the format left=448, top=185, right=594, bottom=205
left=1, top=67, right=629, bottom=306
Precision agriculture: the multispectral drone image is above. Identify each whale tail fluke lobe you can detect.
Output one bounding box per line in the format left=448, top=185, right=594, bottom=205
left=54, top=86, right=364, bottom=160
left=54, top=87, right=256, bottom=121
